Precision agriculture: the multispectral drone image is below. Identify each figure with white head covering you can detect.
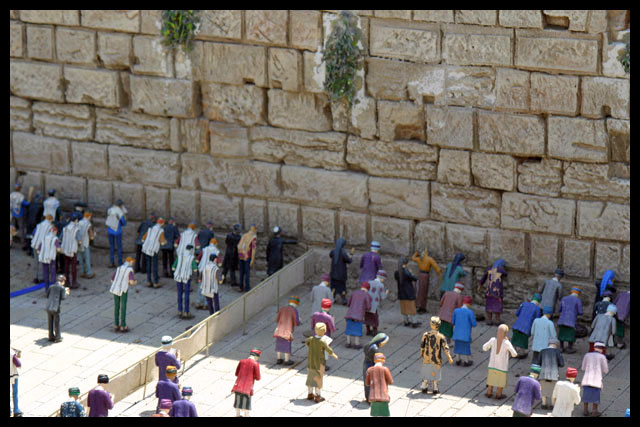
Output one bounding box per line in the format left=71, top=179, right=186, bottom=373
left=155, top=336, right=181, bottom=384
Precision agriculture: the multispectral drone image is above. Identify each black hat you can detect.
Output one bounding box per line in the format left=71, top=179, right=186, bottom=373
left=116, top=199, right=124, bottom=206
left=48, top=189, right=56, bottom=196
left=97, top=374, right=109, bottom=384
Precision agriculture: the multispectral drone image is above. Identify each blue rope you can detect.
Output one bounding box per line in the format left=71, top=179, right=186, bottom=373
left=10, top=282, right=45, bottom=298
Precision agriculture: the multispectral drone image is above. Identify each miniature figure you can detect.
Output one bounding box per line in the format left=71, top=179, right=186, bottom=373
left=511, top=293, right=542, bottom=359
left=360, top=241, right=382, bottom=282
left=411, top=248, right=442, bottom=314
left=311, top=273, right=334, bottom=317
left=438, top=282, right=464, bottom=342
left=200, top=254, right=223, bottom=315
left=152, top=399, right=172, bottom=417
left=42, top=188, right=61, bottom=221
left=538, top=268, right=564, bottom=316
left=10, top=183, right=30, bottom=246
left=592, top=270, right=616, bottom=321
left=305, top=323, right=338, bottom=403
left=266, top=226, right=297, bottom=276
left=55, top=212, right=69, bottom=275
left=530, top=306, right=557, bottom=365
left=61, top=212, right=81, bottom=289
left=77, top=211, right=96, bottom=280
left=237, top=224, right=257, bottom=292
left=345, top=282, right=372, bottom=349
left=87, top=374, right=114, bottom=417
left=439, top=253, right=466, bottom=299
left=60, top=387, right=86, bottom=417
left=156, top=366, right=180, bottom=413
left=395, top=257, right=421, bottom=328
left=222, top=224, right=242, bottom=287
left=25, top=191, right=43, bottom=257
left=594, top=290, right=614, bottom=317
left=365, top=353, right=394, bottom=417
left=175, top=222, right=200, bottom=256
left=10, top=343, right=22, bottom=417
left=581, top=342, right=609, bottom=417
left=613, top=290, right=629, bottom=349
left=109, top=257, right=137, bottom=332
left=420, top=316, right=454, bottom=394
left=156, top=336, right=181, bottom=384
left=452, top=295, right=477, bottom=366
left=195, top=237, right=219, bottom=310
left=539, top=338, right=564, bottom=409
left=169, top=386, right=198, bottom=417
left=329, top=237, right=354, bottom=305
left=172, top=244, right=198, bottom=319
left=197, top=221, right=215, bottom=251
left=557, top=287, right=583, bottom=354
left=141, top=218, right=167, bottom=288
left=161, top=217, right=179, bottom=278
left=312, top=298, right=337, bottom=340
left=480, top=259, right=507, bottom=325
left=589, top=304, right=617, bottom=360
left=106, top=199, right=127, bottom=268
left=231, top=349, right=262, bottom=417
left=365, top=270, right=389, bottom=336
left=512, top=364, right=542, bottom=417
left=551, top=367, right=581, bottom=417
left=274, top=296, right=301, bottom=365
left=38, top=225, right=61, bottom=291
left=30, top=213, right=52, bottom=283
left=363, top=333, right=389, bottom=402
left=482, top=324, right=518, bottom=399
left=135, top=214, right=155, bottom=274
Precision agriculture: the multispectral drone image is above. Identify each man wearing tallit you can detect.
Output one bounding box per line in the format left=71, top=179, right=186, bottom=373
left=200, top=254, right=224, bottom=315
left=61, top=212, right=81, bottom=289
left=30, top=214, right=53, bottom=284
left=106, top=199, right=127, bottom=268
left=109, top=257, right=137, bottom=332
left=172, top=244, right=198, bottom=319
left=42, top=189, right=61, bottom=222
left=141, top=218, right=167, bottom=288
left=175, top=223, right=200, bottom=257
left=77, top=211, right=96, bottom=280
left=194, top=237, right=219, bottom=310
left=10, top=183, right=30, bottom=246
left=37, top=225, right=61, bottom=291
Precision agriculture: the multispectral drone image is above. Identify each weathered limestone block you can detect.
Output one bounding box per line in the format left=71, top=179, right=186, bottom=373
left=515, top=29, right=598, bottom=74
left=10, top=96, right=32, bottom=132
left=268, top=202, right=299, bottom=238
left=44, top=174, right=87, bottom=209
left=246, top=10, right=288, bottom=45
left=145, top=186, right=169, bottom=219
left=443, top=65, right=496, bottom=108
left=95, top=108, right=170, bottom=149
left=413, top=10, right=453, bottom=23
left=169, top=189, right=197, bottom=225
left=561, top=162, right=630, bottom=201
left=370, top=19, right=440, bottom=63
left=331, top=96, right=377, bottom=139
left=346, top=136, right=437, bottom=181
left=602, top=40, right=629, bottom=78
left=621, top=245, right=630, bottom=283
left=64, top=67, right=123, bottom=108
left=547, top=117, right=607, bottom=163
left=281, top=165, right=368, bottom=210
left=302, top=207, right=335, bottom=243
left=378, top=101, right=424, bottom=141
left=530, top=234, right=559, bottom=274
left=374, top=10, right=411, bottom=19
left=495, top=68, right=529, bottom=112
left=338, top=211, right=367, bottom=247
left=595, top=242, right=629, bottom=282
left=10, top=21, right=24, bottom=58
left=200, top=193, right=241, bottom=230
left=268, top=90, right=332, bottom=132
left=26, top=25, right=54, bottom=60
left=530, top=73, right=579, bottom=116
left=132, top=36, right=173, bottom=77
left=562, top=239, right=592, bottom=278
left=139, top=10, right=161, bottom=34
left=97, top=32, right=131, bottom=70
left=249, top=126, right=346, bottom=170
left=177, top=119, right=209, bottom=154
left=81, top=10, right=140, bottom=33
left=290, top=10, right=321, bottom=51
left=371, top=216, right=412, bottom=256
left=608, top=119, right=630, bottom=163
left=108, top=146, right=180, bottom=187
left=32, top=102, right=94, bottom=141
left=20, top=10, right=79, bottom=26
left=478, top=111, right=544, bottom=156
left=56, top=28, right=96, bottom=65
left=542, top=10, right=589, bottom=31
left=268, top=48, right=302, bottom=91
left=196, top=10, right=242, bottom=41
left=581, top=77, right=630, bottom=120
left=369, top=177, right=429, bottom=220
left=201, top=43, right=267, bottom=87
left=303, top=51, right=325, bottom=94
left=498, top=10, right=543, bottom=28
left=445, top=223, right=487, bottom=267
left=87, top=179, right=113, bottom=214
left=471, top=152, right=516, bottom=192
left=202, top=83, right=266, bottom=126
left=501, top=192, right=575, bottom=235
left=587, top=10, right=607, bottom=34
left=443, top=24, right=511, bottom=66
left=437, top=149, right=471, bottom=187
left=71, top=142, right=108, bottom=179
left=455, top=10, right=497, bottom=26
left=488, top=230, right=526, bottom=270
left=517, top=159, right=563, bottom=197
left=244, top=199, right=266, bottom=233
left=210, top=122, right=249, bottom=158
left=366, top=57, right=445, bottom=103
left=577, top=201, right=629, bottom=242
left=174, top=43, right=201, bottom=80
left=16, top=171, right=43, bottom=196
left=12, top=132, right=70, bottom=173
left=609, top=163, right=630, bottom=180
left=426, top=105, right=473, bottom=149
left=414, top=221, right=445, bottom=261
left=431, top=183, right=501, bottom=228
left=130, top=75, right=200, bottom=118
left=181, top=154, right=281, bottom=198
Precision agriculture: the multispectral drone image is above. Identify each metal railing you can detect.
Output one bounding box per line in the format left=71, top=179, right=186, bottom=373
left=49, top=249, right=314, bottom=416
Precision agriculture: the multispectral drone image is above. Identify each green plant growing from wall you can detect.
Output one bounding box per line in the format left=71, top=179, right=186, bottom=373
left=322, top=11, right=364, bottom=109
left=161, top=10, right=201, bottom=53
left=618, top=32, right=630, bottom=74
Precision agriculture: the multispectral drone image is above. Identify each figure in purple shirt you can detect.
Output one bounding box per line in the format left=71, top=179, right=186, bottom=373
left=156, top=366, right=181, bottom=413
left=169, top=386, right=198, bottom=417
left=87, top=374, right=114, bottom=417
left=345, top=282, right=372, bottom=349
left=359, top=241, right=382, bottom=282
left=512, top=364, right=542, bottom=417
left=557, top=287, right=583, bottom=354
left=155, top=336, right=181, bottom=384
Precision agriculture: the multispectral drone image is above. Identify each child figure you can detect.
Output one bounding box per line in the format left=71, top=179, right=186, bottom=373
left=365, top=270, right=389, bottom=336
left=274, top=296, right=301, bottom=365
left=345, top=282, right=372, bottom=349
left=482, top=324, right=518, bottom=399
left=539, top=338, right=565, bottom=409
left=551, top=367, right=581, bottom=417
left=557, top=287, right=583, bottom=354
left=305, top=323, right=339, bottom=403
left=60, top=387, right=86, bottom=417
left=511, top=293, right=542, bottom=359
left=365, top=353, right=394, bottom=417
left=581, top=342, right=609, bottom=417
left=438, top=282, right=464, bottom=343
left=512, top=364, right=542, bottom=417
left=451, top=296, right=477, bottom=366
left=419, top=316, right=454, bottom=395
left=480, top=259, right=506, bottom=325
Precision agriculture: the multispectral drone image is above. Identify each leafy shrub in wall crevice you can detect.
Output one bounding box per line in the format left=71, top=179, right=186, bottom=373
left=161, top=10, right=201, bottom=53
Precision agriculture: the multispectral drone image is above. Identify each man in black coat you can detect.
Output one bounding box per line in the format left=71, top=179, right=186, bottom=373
left=266, top=226, right=297, bottom=276
left=197, top=222, right=215, bottom=253
left=222, top=224, right=242, bottom=287
left=161, top=217, right=179, bottom=278
left=25, top=192, right=44, bottom=256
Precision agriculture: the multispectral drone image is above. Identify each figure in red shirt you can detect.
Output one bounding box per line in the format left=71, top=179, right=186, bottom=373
left=231, top=349, right=261, bottom=417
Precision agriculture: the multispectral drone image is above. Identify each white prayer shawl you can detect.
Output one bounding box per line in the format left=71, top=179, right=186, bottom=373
left=173, top=252, right=195, bottom=283
left=198, top=244, right=219, bottom=273
left=31, top=219, right=52, bottom=249
left=176, top=229, right=197, bottom=256
left=10, top=191, right=24, bottom=216
left=43, top=197, right=59, bottom=219
left=141, top=224, right=163, bottom=256
left=106, top=205, right=125, bottom=232
left=61, top=222, right=80, bottom=256
left=110, top=264, right=134, bottom=296
left=10, top=349, right=19, bottom=384
left=39, top=232, right=58, bottom=263
left=200, top=262, right=219, bottom=298
left=77, top=218, right=92, bottom=249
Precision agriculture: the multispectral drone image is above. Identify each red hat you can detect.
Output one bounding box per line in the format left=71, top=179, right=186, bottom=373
left=321, top=298, right=332, bottom=310
left=462, top=296, right=472, bottom=305
left=157, top=218, right=165, bottom=225
left=454, top=282, right=465, bottom=291
left=566, top=367, right=578, bottom=378
left=249, top=348, right=261, bottom=357
left=361, top=281, right=370, bottom=290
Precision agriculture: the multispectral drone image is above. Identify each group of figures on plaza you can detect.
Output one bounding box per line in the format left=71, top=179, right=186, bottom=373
left=10, top=184, right=630, bottom=417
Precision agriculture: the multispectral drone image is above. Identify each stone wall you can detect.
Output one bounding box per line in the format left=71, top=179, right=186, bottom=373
left=10, top=10, right=630, bottom=312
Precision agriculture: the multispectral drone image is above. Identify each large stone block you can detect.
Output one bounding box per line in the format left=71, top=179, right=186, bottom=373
left=595, top=242, right=629, bottom=282
left=108, top=145, right=180, bottom=187
left=210, top=122, right=249, bottom=158
left=64, top=67, right=123, bottom=108
left=561, top=162, right=629, bottom=202
left=20, top=10, right=79, bottom=25
left=56, top=28, right=96, bottom=65
left=243, top=198, right=266, bottom=233
left=442, top=65, right=495, bottom=108
left=81, top=10, right=140, bottom=33
left=488, top=230, right=526, bottom=270
left=608, top=119, right=630, bottom=163
left=577, top=201, right=629, bottom=242
left=201, top=42, right=267, bottom=87
left=302, top=207, right=335, bottom=243
left=471, top=152, right=516, bottom=192
left=562, top=239, right=592, bottom=278
left=530, top=234, right=559, bottom=274
left=196, top=10, right=242, bottom=41
left=455, top=10, right=497, bottom=26
left=12, top=132, right=70, bottom=174
left=290, top=10, right=321, bottom=51
left=426, top=105, right=473, bottom=149
left=374, top=10, right=411, bottom=19
left=498, top=10, right=543, bottom=28
left=145, top=186, right=169, bottom=219
left=174, top=119, right=209, bottom=154
left=329, top=96, right=377, bottom=139
left=602, top=40, right=629, bottom=78
left=113, top=182, right=145, bottom=220
left=44, top=174, right=87, bottom=209
left=414, top=221, right=445, bottom=262
left=517, top=159, right=563, bottom=197
left=139, top=10, right=161, bottom=35
left=268, top=48, right=302, bottom=91
left=87, top=179, right=113, bottom=215
left=443, top=24, right=511, bottom=66
left=10, top=96, right=32, bottom=132
left=495, top=68, right=530, bottom=112
left=169, top=189, right=197, bottom=225
left=130, top=75, right=200, bottom=118
left=15, top=171, right=43, bottom=196
left=181, top=154, right=281, bottom=198
left=249, top=126, right=346, bottom=170
left=200, top=193, right=241, bottom=230
left=437, top=149, right=471, bottom=186
left=501, top=193, right=575, bottom=235
left=32, top=102, right=94, bottom=141
left=515, top=29, right=598, bottom=74
left=542, top=10, right=589, bottom=32
left=370, top=19, right=440, bottom=63
left=267, top=90, right=332, bottom=132
left=346, top=137, right=437, bottom=181
left=378, top=101, right=425, bottom=141
left=413, top=10, right=453, bottom=23
left=303, top=50, right=325, bottom=94
left=547, top=117, right=608, bottom=163
left=337, top=211, right=368, bottom=247
left=71, top=142, right=108, bottom=179
left=580, top=77, right=630, bottom=120
left=365, top=57, right=445, bottom=103
left=26, top=25, right=54, bottom=60
left=478, top=111, right=545, bottom=156
left=431, top=183, right=501, bottom=228
left=268, top=202, right=299, bottom=238
left=445, top=223, right=487, bottom=267
left=132, top=36, right=173, bottom=77
left=371, top=216, right=412, bottom=256
left=95, top=108, right=170, bottom=149
left=281, top=165, right=368, bottom=210
left=246, top=10, right=288, bottom=45
left=202, top=83, right=266, bottom=126
left=530, top=73, right=579, bottom=116
left=10, top=21, right=24, bottom=58
left=369, top=177, right=429, bottom=220
left=97, top=32, right=132, bottom=70
left=10, top=60, right=63, bottom=102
